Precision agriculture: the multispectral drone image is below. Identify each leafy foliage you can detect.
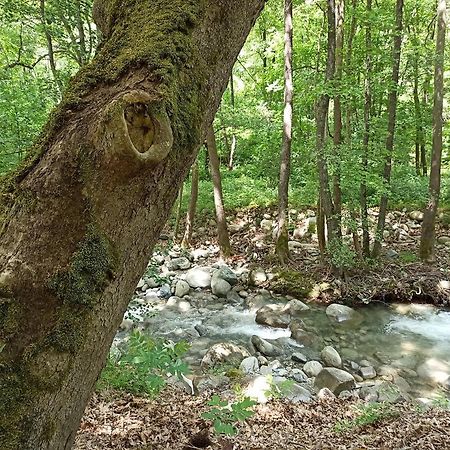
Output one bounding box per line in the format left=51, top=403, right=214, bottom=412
left=97, top=331, right=190, bottom=397
left=201, top=395, right=256, bottom=436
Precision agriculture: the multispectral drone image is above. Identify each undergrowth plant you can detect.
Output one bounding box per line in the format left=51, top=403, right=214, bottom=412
left=97, top=331, right=190, bottom=397
left=334, top=402, right=399, bottom=433
left=201, top=395, right=256, bottom=436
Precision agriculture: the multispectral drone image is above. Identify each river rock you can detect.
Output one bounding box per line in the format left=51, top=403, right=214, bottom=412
left=249, top=267, right=267, bottom=286
left=213, top=266, right=238, bottom=286
left=166, top=296, right=191, bottom=311
left=255, top=304, right=290, bottom=328
left=260, top=219, right=273, bottom=232
left=303, top=361, right=323, bottom=377
left=194, top=374, right=229, bottom=394
left=287, top=299, right=310, bottom=315
left=251, top=335, right=281, bottom=357
left=186, top=267, right=212, bottom=288
left=240, top=356, right=259, bottom=374
left=321, top=346, right=342, bottom=368
left=314, top=368, right=355, bottom=395
left=360, top=366, right=376, bottom=379
left=318, top=387, right=336, bottom=400
left=409, top=210, right=424, bottom=222
left=120, top=318, right=134, bottom=331
left=437, top=236, right=450, bottom=245
left=201, top=342, right=250, bottom=370
left=283, top=383, right=312, bottom=403
left=175, top=280, right=190, bottom=297
left=167, top=257, right=191, bottom=271
left=211, top=277, right=232, bottom=297
left=376, top=381, right=404, bottom=403
left=226, top=290, right=242, bottom=305
left=290, top=320, right=322, bottom=347
left=326, top=303, right=362, bottom=324
left=417, top=358, right=450, bottom=385
left=292, top=352, right=308, bottom=364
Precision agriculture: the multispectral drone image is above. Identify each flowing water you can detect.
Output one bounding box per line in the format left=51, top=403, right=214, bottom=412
left=123, top=292, right=450, bottom=400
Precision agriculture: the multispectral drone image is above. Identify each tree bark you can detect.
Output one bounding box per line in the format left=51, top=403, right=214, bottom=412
left=206, top=126, right=232, bottom=257
left=360, top=0, right=372, bottom=258
left=420, top=0, right=447, bottom=261
left=174, top=182, right=184, bottom=240
left=413, top=56, right=425, bottom=176
left=0, top=1, right=265, bottom=448
left=182, top=158, right=200, bottom=248
left=372, top=0, right=404, bottom=258
left=316, top=0, right=341, bottom=273
left=39, top=0, right=64, bottom=93
left=276, top=0, right=293, bottom=264
left=228, top=74, right=237, bottom=170
left=332, top=0, right=344, bottom=220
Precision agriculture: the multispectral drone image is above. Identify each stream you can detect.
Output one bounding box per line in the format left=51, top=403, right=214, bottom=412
left=118, top=285, right=450, bottom=402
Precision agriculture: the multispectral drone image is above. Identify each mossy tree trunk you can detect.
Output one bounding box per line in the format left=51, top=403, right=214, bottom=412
left=0, top=1, right=265, bottom=449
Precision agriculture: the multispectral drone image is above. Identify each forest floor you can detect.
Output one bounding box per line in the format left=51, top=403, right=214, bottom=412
left=75, top=388, right=450, bottom=450
left=74, top=206, right=450, bottom=450
left=165, top=206, right=450, bottom=306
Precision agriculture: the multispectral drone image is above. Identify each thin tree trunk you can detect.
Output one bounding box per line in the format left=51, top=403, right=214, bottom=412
left=372, top=0, right=404, bottom=258
left=316, top=0, right=341, bottom=273
left=317, top=197, right=327, bottom=257
left=332, top=0, right=344, bottom=220
left=0, top=1, right=265, bottom=448
left=420, top=0, right=447, bottom=261
left=276, top=0, right=293, bottom=264
left=228, top=74, right=237, bottom=170
left=174, top=182, right=184, bottom=240
left=360, top=0, right=372, bottom=258
left=75, top=0, right=88, bottom=65
left=39, top=0, right=63, bottom=93
left=182, top=158, right=199, bottom=248
left=206, top=125, right=232, bottom=257
left=421, top=74, right=432, bottom=176
left=413, top=57, right=424, bottom=176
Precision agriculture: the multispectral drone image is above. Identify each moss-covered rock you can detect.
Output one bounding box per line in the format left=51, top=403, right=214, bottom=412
left=270, top=269, right=314, bottom=299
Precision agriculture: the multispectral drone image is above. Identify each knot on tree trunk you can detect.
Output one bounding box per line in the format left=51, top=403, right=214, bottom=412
left=95, top=90, right=173, bottom=172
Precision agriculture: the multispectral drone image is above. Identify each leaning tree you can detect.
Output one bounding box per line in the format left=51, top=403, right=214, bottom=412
left=0, top=1, right=265, bottom=448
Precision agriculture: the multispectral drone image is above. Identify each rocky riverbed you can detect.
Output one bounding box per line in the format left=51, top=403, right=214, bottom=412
left=113, top=246, right=450, bottom=407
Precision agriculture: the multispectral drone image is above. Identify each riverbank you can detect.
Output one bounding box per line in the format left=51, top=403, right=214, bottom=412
left=164, top=206, right=450, bottom=305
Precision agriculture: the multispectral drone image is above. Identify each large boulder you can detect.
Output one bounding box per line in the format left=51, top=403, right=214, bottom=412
left=326, top=303, right=362, bottom=324
left=255, top=304, right=290, bottom=329
left=186, top=266, right=212, bottom=288
left=314, top=368, right=355, bottom=395
left=287, top=299, right=310, bottom=315
left=200, top=342, right=250, bottom=370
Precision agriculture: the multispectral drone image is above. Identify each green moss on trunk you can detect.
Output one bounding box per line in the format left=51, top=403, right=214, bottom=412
left=48, top=225, right=117, bottom=307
